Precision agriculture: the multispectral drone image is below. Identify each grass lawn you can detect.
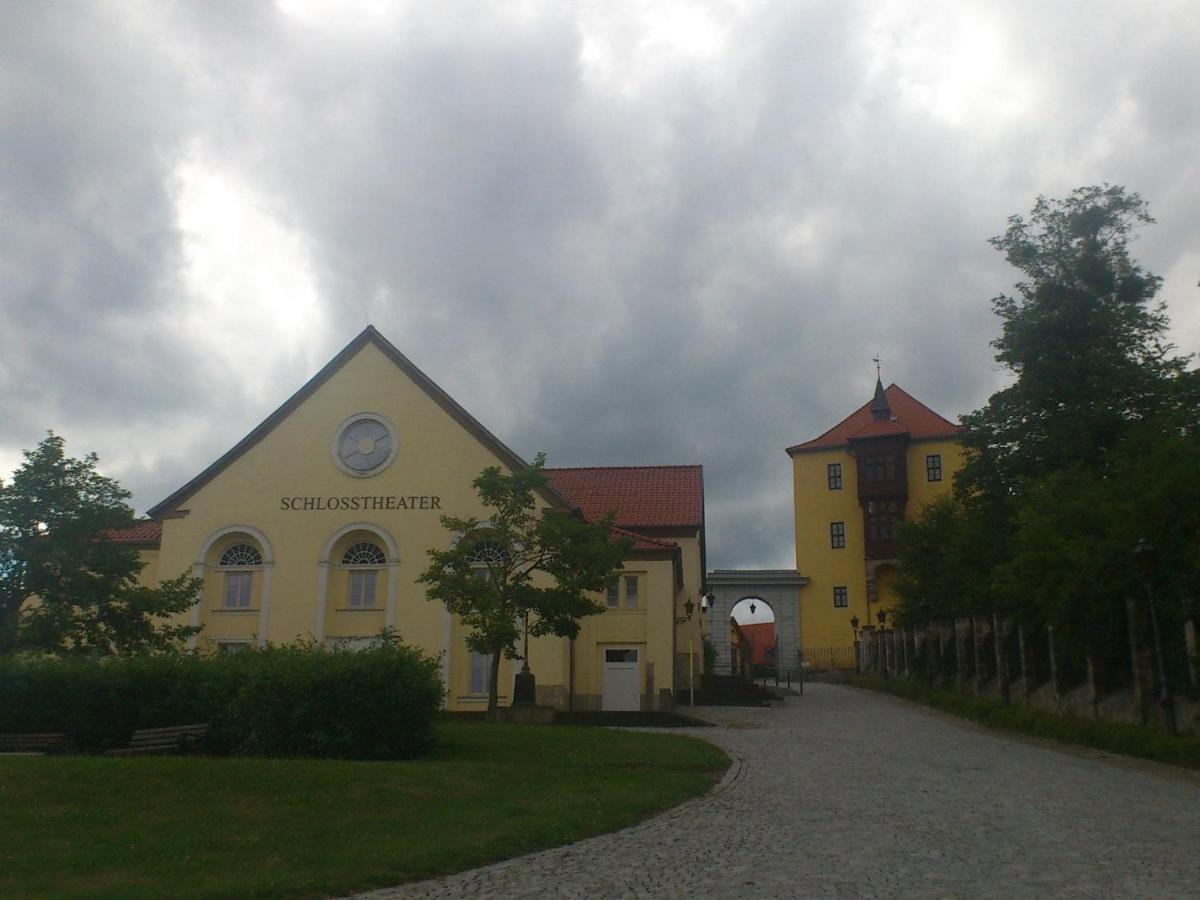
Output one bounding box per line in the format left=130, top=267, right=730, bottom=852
left=0, top=721, right=728, bottom=899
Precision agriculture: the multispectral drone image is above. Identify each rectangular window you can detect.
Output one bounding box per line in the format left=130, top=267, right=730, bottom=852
left=223, top=572, right=252, bottom=608
left=830, top=522, right=846, bottom=549
left=624, top=575, right=639, bottom=609
left=607, top=580, right=620, bottom=609
left=833, top=586, right=848, bottom=608
left=469, top=651, right=492, bottom=694
left=217, top=641, right=249, bottom=655
left=348, top=570, right=377, bottom=608
left=605, top=648, right=638, bottom=663
left=926, top=453, right=943, bottom=482
left=827, top=463, right=843, bottom=490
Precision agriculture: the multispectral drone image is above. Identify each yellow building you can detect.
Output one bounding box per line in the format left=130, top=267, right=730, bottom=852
left=786, top=379, right=962, bottom=666
left=112, top=326, right=706, bottom=711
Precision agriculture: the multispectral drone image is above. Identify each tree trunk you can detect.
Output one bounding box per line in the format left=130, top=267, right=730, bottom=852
left=487, top=648, right=503, bottom=722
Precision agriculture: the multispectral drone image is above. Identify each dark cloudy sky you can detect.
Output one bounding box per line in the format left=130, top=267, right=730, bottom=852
left=3, top=1, right=1198, bottom=569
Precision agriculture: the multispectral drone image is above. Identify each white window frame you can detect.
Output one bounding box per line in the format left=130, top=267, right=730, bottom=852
left=341, top=540, right=385, bottom=609
left=222, top=571, right=253, bottom=609
left=468, top=649, right=492, bottom=695
left=624, top=574, right=639, bottom=610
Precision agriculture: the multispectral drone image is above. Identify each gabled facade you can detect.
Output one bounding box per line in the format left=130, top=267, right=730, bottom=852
left=113, top=326, right=706, bottom=711
left=786, top=380, right=963, bottom=664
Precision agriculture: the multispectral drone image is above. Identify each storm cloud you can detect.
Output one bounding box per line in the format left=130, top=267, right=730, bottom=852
left=3, top=0, right=1198, bottom=568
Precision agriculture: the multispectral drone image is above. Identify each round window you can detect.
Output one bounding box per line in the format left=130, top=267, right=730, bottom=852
left=333, top=414, right=396, bottom=477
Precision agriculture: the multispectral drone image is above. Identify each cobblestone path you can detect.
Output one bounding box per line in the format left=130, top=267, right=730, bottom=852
left=355, top=684, right=1200, bottom=898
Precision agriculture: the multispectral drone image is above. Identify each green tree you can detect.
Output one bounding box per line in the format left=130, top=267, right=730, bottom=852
left=959, top=185, right=1195, bottom=497
left=418, top=453, right=630, bottom=720
left=0, top=433, right=200, bottom=655
left=896, top=186, right=1198, bottom=650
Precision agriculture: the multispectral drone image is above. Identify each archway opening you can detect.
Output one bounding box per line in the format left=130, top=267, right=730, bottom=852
left=729, top=597, right=777, bottom=680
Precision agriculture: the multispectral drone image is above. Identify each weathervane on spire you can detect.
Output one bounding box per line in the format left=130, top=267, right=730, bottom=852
left=872, top=354, right=882, bottom=382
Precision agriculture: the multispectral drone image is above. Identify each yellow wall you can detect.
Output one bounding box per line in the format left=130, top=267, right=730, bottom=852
left=143, top=339, right=697, bottom=709
left=791, top=438, right=962, bottom=659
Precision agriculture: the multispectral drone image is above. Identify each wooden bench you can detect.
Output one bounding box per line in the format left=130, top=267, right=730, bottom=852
left=105, top=724, right=209, bottom=756
left=0, top=732, right=68, bottom=756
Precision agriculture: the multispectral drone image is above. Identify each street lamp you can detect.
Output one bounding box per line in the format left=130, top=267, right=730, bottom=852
left=876, top=608, right=889, bottom=677
left=1134, top=538, right=1176, bottom=735
left=675, top=597, right=695, bottom=626
left=850, top=615, right=860, bottom=673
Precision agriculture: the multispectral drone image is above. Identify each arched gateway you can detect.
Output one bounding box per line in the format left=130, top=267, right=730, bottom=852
left=706, top=570, right=807, bottom=677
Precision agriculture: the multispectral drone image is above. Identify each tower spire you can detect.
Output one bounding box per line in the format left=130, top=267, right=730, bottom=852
left=870, top=355, right=890, bottom=420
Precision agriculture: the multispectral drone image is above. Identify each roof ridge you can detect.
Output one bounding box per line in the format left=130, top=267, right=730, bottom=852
left=883, top=383, right=960, bottom=430
left=543, top=464, right=703, bottom=472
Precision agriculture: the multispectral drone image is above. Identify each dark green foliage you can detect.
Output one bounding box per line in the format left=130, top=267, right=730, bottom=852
left=419, top=452, right=630, bottom=719
left=0, top=639, right=443, bottom=759
left=0, top=433, right=200, bottom=655
left=896, top=186, right=1199, bottom=670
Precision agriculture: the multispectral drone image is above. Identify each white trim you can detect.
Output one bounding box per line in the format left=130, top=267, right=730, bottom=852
left=188, top=563, right=204, bottom=650
left=258, top=564, right=273, bottom=645
left=315, top=561, right=330, bottom=643
left=197, top=525, right=275, bottom=566
left=319, top=522, right=399, bottom=564
left=442, top=606, right=452, bottom=708
left=319, top=524, right=400, bottom=643
left=386, top=561, right=400, bottom=628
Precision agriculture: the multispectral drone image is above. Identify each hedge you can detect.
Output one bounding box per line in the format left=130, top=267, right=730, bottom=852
left=0, top=639, right=444, bottom=759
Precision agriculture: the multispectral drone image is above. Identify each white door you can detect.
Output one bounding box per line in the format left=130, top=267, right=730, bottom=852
left=602, top=647, right=640, bottom=711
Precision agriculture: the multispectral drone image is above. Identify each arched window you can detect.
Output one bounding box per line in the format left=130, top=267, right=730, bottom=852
left=467, top=538, right=507, bottom=583
left=342, top=542, right=386, bottom=567
left=219, top=543, right=262, bottom=567
left=218, top=542, right=262, bottom=609
left=341, top=540, right=385, bottom=608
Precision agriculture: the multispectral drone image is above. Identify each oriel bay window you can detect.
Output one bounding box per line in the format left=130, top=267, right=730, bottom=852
left=862, top=454, right=897, bottom=483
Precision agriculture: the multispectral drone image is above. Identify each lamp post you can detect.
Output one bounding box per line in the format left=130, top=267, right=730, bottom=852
left=877, top=608, right=889, bottom=677
left=851, top=615, right=861, bottom=672
left=1134, top=539, right=1176, bottom=736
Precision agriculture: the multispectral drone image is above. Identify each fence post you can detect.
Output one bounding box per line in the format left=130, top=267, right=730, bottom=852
left=902, top=626, right=911, bottom=678
left=971, top=615, right=985, bottom=695
left=993, top=613, right=1010, bottom=705
left=1126, top=595, right=1153, bottom=725
left=1047, top=625, right=1061, bottom=714
left=1185, top=619, right=1198, bottom=689
left=1016, top=624, right=1031, bottom=703
left=955, top=618, right=970, bottom=692
left=1086, top=651, right=1100, bottom=720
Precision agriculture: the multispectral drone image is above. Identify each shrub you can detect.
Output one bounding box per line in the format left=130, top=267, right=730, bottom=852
left=0, top=639, right=443, bottom=759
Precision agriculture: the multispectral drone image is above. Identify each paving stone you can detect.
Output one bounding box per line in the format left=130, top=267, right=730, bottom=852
left=352, top=684, right=1200, bottom=899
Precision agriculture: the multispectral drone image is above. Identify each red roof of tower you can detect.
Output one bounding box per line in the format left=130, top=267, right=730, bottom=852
left=543, top=465, right=704, bottom=529
left=786, top=385, right=961, bottom=454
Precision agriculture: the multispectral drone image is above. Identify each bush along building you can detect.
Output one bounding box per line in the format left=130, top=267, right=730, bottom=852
left=108, top=326, right=706, bottom=712
left=787, top=376, right=962, bottom=667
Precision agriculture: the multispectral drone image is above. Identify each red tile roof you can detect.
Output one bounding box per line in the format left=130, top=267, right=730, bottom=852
left=544, top=466, right=704, bottom=529
left=609, top=525, right=678, bottom=552
left=787, top=385, right=962, bottom=454
left=104, top=521, right=163, bottom=545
